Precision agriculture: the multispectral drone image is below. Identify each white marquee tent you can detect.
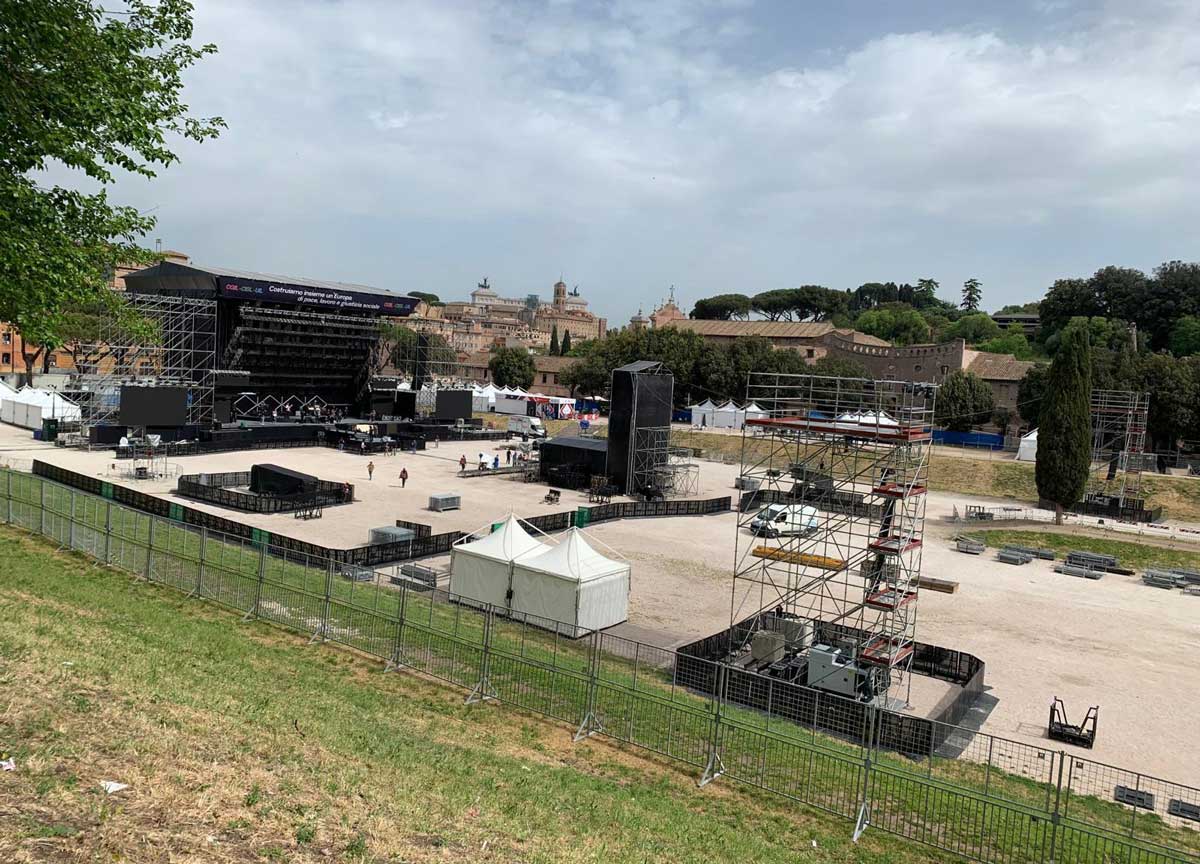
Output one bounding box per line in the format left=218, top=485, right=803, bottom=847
left=743, top=402, right=768, bottom=424
left=509, top=528, right=630, bottom=637
left=689, top=399, right=715, bottom=427
left=713, top=400, right=740, bottom=429
left=449, top=515, right=551, bottom=608
left=1016, top=428, right=1038, bottom=463
left=0, top=385, right=82, bottom=429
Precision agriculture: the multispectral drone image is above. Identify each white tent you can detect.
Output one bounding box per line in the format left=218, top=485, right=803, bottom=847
left=0, top=386, right=81, bottom=428
left=1016, top=428, right=1038, bottom=462
left=689, top=399, right=715, bottom=427
left=449, top=515, right=551, bottom=608
left=743, top=401, right=768, bottom=423
left=509, top=528, right=630, bottom=637
left=713, top=400, right=739, bottom=429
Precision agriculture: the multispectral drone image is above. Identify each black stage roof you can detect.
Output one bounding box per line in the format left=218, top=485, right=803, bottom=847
left=123, top=261, right=419, bottom=316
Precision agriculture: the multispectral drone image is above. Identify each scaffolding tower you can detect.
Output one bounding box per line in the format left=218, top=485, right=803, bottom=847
left=730, top=373, right=936, bottom=705
left=77, top=294, right=217, bottom=429
left=1089, top=389, right=1149, bottom=501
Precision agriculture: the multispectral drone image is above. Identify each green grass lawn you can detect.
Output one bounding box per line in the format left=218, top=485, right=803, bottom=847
left=7, top=471, right=1200, bottom=864
left=965, top=529, right=1200, bottom=572
left=0, top=523, right=947, bottom=864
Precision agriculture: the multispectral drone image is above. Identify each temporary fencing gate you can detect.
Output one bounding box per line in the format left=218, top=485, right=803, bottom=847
left=3, top=467, right=1199, bottom=864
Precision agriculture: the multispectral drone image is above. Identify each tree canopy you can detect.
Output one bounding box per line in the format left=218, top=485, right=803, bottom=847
left=1, top=0, right=224, bottom=375
left=690, top=293, right=752, bottom=320
left=961, top=278, right=982, bottom=311
left=943, top=312, right=1000, bottom=344
left=854, top=306, right=930, bottom=346
left=1035, top=318, right=1092, bottom=522
left=488, top=347, right=535, bottom=389
left=934, top=370, right=994, bottom=432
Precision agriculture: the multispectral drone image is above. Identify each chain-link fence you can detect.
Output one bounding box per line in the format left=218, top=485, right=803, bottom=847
left=2, top=468, right=1198, bottom=864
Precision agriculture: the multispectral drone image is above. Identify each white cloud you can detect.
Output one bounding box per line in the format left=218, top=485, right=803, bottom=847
left=93, top=0, right=1200, bottom=313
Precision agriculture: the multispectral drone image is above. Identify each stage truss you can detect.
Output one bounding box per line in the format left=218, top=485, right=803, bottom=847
left=632, top=425, right=670, bottom=494
left=731, top=372, right=936, bottom=705
left=77, top=294, right=217, bottom=429
left=1089, top=389, right=1149, bottom=501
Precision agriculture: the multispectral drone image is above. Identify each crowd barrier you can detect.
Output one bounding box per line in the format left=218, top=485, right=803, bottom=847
left=4, top=467, right=1197, bottom=864
left=177, top=471, right=351, bottom=513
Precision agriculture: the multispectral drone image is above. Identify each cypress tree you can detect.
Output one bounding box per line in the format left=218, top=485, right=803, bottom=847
left=560, top=329, right=572, bottom=355
left=549, top=325, right=560, bottom=355
left=1035, top=317, right=1093, bottom=524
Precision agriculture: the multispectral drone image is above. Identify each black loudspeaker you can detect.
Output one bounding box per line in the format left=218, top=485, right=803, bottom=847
left=89, top=425, right=127, bottom=445
left=606, top=361, right=674, bottom=494
left=370, top=392, right=394, bottom=416
left=394, top=390, right=417, bottom=419
left=214, top=397, right=233, bottom=424
left=414, top=332, right=430, bottom=387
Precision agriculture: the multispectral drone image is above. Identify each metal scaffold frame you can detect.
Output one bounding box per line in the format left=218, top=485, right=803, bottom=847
left=1089, top=389, right=1149, bottom=501
left=730, top=372, right=935, bottom=705
left=77, top=294, right=217, bottom=429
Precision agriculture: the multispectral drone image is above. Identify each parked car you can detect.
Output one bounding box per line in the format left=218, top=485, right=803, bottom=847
left=749, top=504, right=819, bottom=538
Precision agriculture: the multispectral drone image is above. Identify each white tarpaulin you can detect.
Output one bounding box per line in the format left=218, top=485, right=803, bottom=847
left=1016, top=428, right=1038, bottom=462
left=510, top=528, right=630, bottom=636
left=449, top=515, right=550, bottom=607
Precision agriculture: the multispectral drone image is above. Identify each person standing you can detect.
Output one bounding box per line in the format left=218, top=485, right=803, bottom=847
left=459, top=454, right=467, bottom=473
left=399, top=467, right=408, bottom=488
left=493, top=454, right=500, bottom=470
left=367, top=460, right=375, bottom=481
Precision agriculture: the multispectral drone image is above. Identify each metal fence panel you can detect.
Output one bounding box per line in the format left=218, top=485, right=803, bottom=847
left=3, top=468, right=1200, bottom=864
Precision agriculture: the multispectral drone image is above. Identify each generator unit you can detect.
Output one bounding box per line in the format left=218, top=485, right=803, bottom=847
left=805, top=643, right=888, bottom=701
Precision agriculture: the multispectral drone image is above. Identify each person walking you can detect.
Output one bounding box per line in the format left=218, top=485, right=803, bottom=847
left=459, top=454, right=467, bottom=473
left=492, top=454, right=500, bottom=470
left=399, top=467, right=408, bottom=488
left=367, top=460, right=375, bottom=481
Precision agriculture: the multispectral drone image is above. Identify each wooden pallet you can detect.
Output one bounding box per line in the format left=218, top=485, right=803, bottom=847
left=916, top=575, right=959, bottom=594
left=750, top=546, right=846, bottom=571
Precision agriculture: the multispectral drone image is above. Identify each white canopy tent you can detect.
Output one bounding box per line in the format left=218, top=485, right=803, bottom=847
left=0, top=386, right=82, bottom=429
left=743, top=401, right=768, bottom=423
left=1016, top=428, right=1038, bottom=462
left=713, top=400, right=739, bottom=429
left=449, top=515, right=551, bottom=608
left=689, top=399, right=715, bottom=427
left=509, top=528, right=630, bottom=637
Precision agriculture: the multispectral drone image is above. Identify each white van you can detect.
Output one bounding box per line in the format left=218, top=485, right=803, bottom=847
left=507, top=415, right=547, bottom=440
left=750, top=504, right=819, bottom=538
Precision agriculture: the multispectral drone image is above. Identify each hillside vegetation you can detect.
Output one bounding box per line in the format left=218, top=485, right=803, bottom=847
left=0, top=525, right=936, bottom=864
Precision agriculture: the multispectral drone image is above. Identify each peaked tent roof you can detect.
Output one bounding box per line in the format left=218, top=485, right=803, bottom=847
left=514, top=528, right=627, bottom=583
left=689, top=399, right=716, bottom=410
left=455, top=514, right=550, bottom=562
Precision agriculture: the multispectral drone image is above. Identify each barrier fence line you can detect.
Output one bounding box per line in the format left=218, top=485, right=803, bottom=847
left=2, top=468, right=1198, bottom=864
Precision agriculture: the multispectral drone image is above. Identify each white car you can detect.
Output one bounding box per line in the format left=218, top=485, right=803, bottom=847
left=750, top=504, right=819, bottom=538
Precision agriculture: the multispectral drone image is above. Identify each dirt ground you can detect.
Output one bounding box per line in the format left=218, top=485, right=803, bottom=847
left=3, top=424, right=1198, bottom=784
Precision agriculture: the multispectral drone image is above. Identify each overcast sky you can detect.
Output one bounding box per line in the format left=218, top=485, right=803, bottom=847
left=84, top=0, right=1200, bottom=320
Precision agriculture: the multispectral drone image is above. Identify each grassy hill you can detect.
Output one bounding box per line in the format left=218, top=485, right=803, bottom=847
left=0, top=524, right=937, bottom=864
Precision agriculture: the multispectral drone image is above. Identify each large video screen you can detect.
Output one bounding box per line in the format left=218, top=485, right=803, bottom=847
left=120, top=386, right=189, bottom=427
left=435, top=390, right=473, bottom=421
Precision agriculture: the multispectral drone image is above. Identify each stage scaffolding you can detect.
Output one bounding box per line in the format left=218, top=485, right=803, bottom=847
left=731, top=373, right=935, bottom=704
left=78, top=294, right=217, bottom=428
left=1089, top=389, right=1149, bottom=501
